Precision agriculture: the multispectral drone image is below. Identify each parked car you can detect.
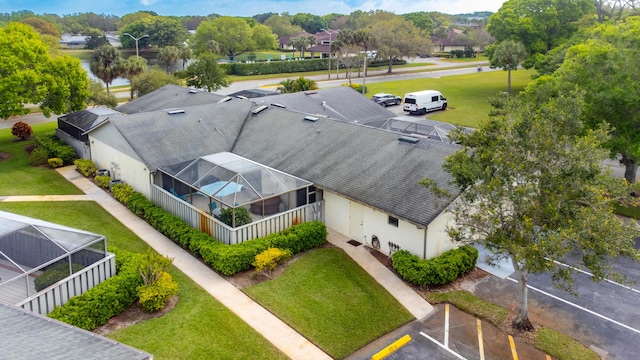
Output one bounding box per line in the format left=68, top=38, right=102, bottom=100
left=371, top=93, right=402, bottom=107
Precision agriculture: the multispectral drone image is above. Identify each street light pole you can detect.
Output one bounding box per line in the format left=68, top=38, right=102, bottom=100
left=123, top=33, right=149, bottom=58
left=322, top=29, right=332, bottom=80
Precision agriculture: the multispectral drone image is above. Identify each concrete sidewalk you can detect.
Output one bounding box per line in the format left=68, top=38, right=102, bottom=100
left=50, top=166, right=434, bottom=358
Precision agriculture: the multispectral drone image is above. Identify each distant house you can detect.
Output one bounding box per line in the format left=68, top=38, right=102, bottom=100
left=432, top=28, right=469, bottom=53
left=63, top=85, right=461, bottom=260
left=59, top=33, right=87, bottom=48
left=278, top=31, right=313, bottom=50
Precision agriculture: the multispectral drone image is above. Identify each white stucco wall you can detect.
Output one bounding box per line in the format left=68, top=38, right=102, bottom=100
left=323, top=190, right=454, bottom=259
left=89, top=129, right=152, bottom=198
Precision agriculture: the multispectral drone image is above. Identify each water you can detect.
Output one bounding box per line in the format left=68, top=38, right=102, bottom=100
left=80, top=59, right=130, bottom=87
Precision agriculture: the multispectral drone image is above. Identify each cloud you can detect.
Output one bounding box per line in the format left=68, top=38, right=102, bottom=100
left=140, top=0, right=158, bottom=6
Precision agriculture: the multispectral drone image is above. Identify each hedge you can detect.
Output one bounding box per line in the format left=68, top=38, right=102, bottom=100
left=392, top=245, right=478, bottom=287
left=111, top=183, right=328, bottom=276
left=48, top=249, right=144, bottom=330
left=34, top=133, right=77, bottom=165
left=219, top=58, right=407, bottom=76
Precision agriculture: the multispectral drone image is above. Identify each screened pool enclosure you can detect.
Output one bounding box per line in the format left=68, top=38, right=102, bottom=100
left=0, top=211, right=110, bottom=307
left=156, top=152, right=316, bottom=227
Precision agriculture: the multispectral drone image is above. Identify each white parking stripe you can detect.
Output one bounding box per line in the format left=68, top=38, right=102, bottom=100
left=550, top=259, right=640, bottom=294
left=506, top=277, right=640, bottom=335
left=419, top=331, right=467, bottom=360
left=445, top=304, right=450, bottom=348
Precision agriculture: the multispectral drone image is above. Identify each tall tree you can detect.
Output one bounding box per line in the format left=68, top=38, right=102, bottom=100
left=545, top=18, right=640, bottom=183
left=367, top=17, right=423, bottom=73
left=487, top=0, right=594, bottom=68
left=89, top=44, right=122, bottom=94
left=264, top=14, right=303, bottom=37
left=192, top=16, right=253, bottom=59
left=84, top=28, right=109, bottom=49
left=429, top=92, right=639, bottom=331
left=178, top=46, right=192, bottom=70
left=403, top=12, right=435, bottom=35
left=157, top=46, right=180, bottom=73
left=290, top=13, right=327, bottom=33
left=1, top=23, right=87, bottom=119
left=120, top=56, right=147, bottom=99
left=120, top=16, right=187, bottom=49
left=185, top=53, right=230, bottom=92
left=20, top=17, right=61, bottom=37
left=288, top=35, right=315, bottom=58
left=490, top=40, right=527, bottom=94
left=251, top=23, right=278, bottom=51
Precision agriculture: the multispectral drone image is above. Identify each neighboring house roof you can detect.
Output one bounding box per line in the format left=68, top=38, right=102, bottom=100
left=231, top=107, right=460, bottom=226
left=255, top=87, right=395, bottom=124
left=58, top=107, right=124, bottom=133
left=104, top=100, right=254, bottom=171
left=432, top=28, right=467, bottom=47
left=307, top=44, right=330, bottom=54
left=278, top=31, right=313, bottom=46
left=228, top=89, right=279, bottom=99
left=0, top=302, right=152, bottom=360
left=116, top=84, right=227, bottom=114
left=314, top=29, right=338, bottom=44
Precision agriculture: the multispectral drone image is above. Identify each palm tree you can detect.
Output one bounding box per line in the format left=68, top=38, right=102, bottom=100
left=277, top=77, right=317, bottom=93
left=120, top=56, right=147, bottom=99
left=89, top=45, right=122, bottom=94
left=178, top=46, right=192, bottom=70
left=157, top=46, right=181, bottom=73
left=490, top=40, right=527, bottom=95
left=277, top=79, right=297, bottom=93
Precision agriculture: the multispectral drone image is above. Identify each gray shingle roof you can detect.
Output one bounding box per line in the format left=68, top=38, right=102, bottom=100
left=0, top=303, right=152, bottom=360
left=109, top=100, right=253, bottom=171
left=254, top=87, right=395, bottom=125
left=116, top=84, right=227, bottom=114
left=98, top=87, right=460, bottom=226
left=231, top=107, right=461, bottom=226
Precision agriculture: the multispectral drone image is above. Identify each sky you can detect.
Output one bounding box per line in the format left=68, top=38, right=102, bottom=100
left=2, top=0, right=507, bottom=17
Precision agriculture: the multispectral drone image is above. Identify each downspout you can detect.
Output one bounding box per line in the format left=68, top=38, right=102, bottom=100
left=422, top=225, right=428, bottom=260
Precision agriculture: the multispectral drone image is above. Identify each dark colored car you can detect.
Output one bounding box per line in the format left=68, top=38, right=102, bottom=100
left=371, top=93, right=402, bottom=107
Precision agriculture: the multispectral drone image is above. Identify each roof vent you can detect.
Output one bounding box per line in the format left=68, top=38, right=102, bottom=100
left=236, top=95, right=249, bottom=100
left=167, top=109, right=185, bottom=115
left=304, top=116, right=319, bottom=122
left=304, top=91, right=317, bottom=95
left=399, top=136, right=419, bottom=144
left=252, top=105, right=268, bottom=115
left=271, top=103, right=286, bottom=108
left=217, top=97, right=232, bottom=103
left=188, top=89, right=198, bottom=94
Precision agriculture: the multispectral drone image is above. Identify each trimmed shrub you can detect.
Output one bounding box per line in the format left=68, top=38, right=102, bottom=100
left=47, top=157, right=64, bottom=168
left=219, top=207, right=252, bottom=227
left=111, top=182, right=136, bottom=202
left=392, top=245, right=478, bottom=287
left=35, top=133, right=77, bottom=164
left=253, top=248, right=291, bottom=276
left=12, top=121, right=33, bottom=140
left=48, top=249, right=144, bottom=330
left=73, top=158, right=97, bottom=177
left=34, top=263, right=85, bottom=291
left=29, top=146, right=50, bottom=165
left=137, top=271, right=178, bottom=312
left=343, top=83, right=367, bottom=94
left=94, top=175, right=110, bottom=188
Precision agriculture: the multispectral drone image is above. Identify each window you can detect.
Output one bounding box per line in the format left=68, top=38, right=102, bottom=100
left=388, top=216, right=399, bottom=227
left=405, top=98, right=416, bottom=104
left=431, top=96, right=438, bottom=102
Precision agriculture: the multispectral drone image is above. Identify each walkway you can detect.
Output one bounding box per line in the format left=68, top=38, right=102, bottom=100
left=46, top=166, right=433, bottom=359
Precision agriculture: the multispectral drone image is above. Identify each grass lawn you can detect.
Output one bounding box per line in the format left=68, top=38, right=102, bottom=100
left=0, top=123, right=84, bottom=196
left=245, top=247, right=414, bottom=359
left=0, top=201, right=288, bottom=360
left=365, top=69, right=536, bottom=128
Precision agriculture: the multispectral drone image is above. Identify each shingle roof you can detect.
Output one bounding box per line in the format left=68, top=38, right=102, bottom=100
left=108, top=100, right=253, bottom=171
left=116, top=84, right=227, bottom=114
left=0, top=303, right=152, bottom=360
left=255, top=87, right=395, bottom=125
left=97, top=87, right=460, bottom=226
left=231, top=107, right=461, bottom=226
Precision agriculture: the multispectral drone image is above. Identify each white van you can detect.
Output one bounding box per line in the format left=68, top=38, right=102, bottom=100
left=403, top=90, right=447, bottom=115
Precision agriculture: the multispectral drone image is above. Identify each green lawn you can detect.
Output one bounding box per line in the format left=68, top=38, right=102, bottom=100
left=0, top=122, right=84, bottom=196
left=0, top=200, right=288, bottom=360
left=366, top=69, right=536, bottom=128
left=245, top=247, right=414, bottom=359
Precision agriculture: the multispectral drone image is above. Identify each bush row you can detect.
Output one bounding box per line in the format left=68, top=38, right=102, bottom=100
left=111, top=182, right=327, bottom=276
left=392, top=245, right=478, bottom=287
left=48, top=249, right=144, bottom=330
left=34, top=133, right=77, bottom=165
left=219, top=58, right=407, bottom=77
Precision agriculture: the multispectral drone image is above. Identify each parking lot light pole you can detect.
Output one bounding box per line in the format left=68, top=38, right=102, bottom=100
left=123, top=33, right=149, bottom=58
